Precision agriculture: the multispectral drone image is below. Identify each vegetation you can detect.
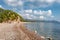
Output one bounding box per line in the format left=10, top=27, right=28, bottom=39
left=0, top=8, right=24, bottom=23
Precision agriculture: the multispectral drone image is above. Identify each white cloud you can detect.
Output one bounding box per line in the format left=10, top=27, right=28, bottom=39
left=5, top=0, right=23, bottom=6
left=7, top=0, right=15, bottom=2
left=18, top=1, right=23, bottom=6
left=45, top=0, right=55, bottom=3
left=34, top=10, right=44, bottom=15
left=38, top=0, right=55, bottom=3
left=21, top=13, right=37, bottom=19
left=39, top=16, right=45, bottom=20
left=24, top=10, right=32, bottom=13
left=4, top=0, right=60, bottom=8
left=34, top=10, right=37, bottom=13
left=47, top=10, right=52, bottom=16
left=33, top=10, right=54, bottom=19
left=56, top=0, right=60, bottom=3
left=24, top=0, right=55, bottom=8
left=25, top=0, right=60, bottom=8
left=51, top=15, right=54, bottom=18
left=0, top=5, right=2, bottom=8
left=21, top=9, right=54, bottom=20
left=39, top=0, right=60, bottom=7
left=0, top=5, right=3, bottom=8
left=25, top=0, right=35, bottom=2
left=25, top=14, right=30, bottom=16
left=30, top=15, right=37, bottom=19
left=38, top=0, right=55, bottom=7
left=34, top=10, right=52, bottom=16
left=23, top=14, right=32, bottom=19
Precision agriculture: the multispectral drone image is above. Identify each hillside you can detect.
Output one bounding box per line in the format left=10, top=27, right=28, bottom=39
left=0, top=8, right=24, bottom=23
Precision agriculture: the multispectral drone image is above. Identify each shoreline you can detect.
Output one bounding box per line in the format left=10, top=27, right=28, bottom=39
left=0, top=22, right=45, bottom=40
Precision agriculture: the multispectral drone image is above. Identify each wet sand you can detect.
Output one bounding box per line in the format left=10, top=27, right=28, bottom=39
left=0, top=22, right=45, bottom=40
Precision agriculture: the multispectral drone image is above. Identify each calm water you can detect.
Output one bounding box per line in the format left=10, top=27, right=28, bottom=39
left=24, top=22, right=60, bottom=40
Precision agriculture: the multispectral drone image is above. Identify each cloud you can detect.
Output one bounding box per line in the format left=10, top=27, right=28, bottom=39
left=18, top=1, right=23, bottom=6
left=38, top=0, right=55, bottom=4
left=47, top=10, right=52, bottom=16
left=20, top=9, right=54, bottom=20
left=25, top=14, right=32, bottom=19
left=24, top=0, right=60, bottom=8
left=3, top=0, right=56, bottom=20
left=37, top=0, right=55, bottom=8
left=34, top=10, right=53, bottom=16
left=4, top=0, right=23, bottom=6
left=23, top=0, right=55, bottom=8
left=0, top=5, right=2, bottom=8
left=34, top=10, right=44, bottom=15
left=39, top=16, right=45, bottom=20
left=0, top=5, right=3, bottom=8
left=45, top=0, right=55, bottom=3
left=51, top=15, right=54, bottom=18
left=21, top=13, right=32, bottom=19
left=24, top=9, right=32, bottom=13
left=56, top=0, right=60, bottom=3
left=4, top=0, right=60, bottom=8
left=21, top=13, right=37, bottom=19
left=25, top=0, right=35, bottom=2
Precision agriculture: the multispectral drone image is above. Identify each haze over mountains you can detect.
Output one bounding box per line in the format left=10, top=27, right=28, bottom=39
left=25, top=19, right=60, bottom=23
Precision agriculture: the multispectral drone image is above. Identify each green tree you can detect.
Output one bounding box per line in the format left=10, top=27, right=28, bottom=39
left=0, top=8, right=24, bottom=23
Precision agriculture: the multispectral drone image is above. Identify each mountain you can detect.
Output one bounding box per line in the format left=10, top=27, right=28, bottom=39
left=0, top=8, right=25, bottom=23
left=25, top=19, right=60, bottom=23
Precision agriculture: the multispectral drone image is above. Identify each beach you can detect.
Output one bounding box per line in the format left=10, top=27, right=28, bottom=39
left=0, top=22, right=44, bottom=40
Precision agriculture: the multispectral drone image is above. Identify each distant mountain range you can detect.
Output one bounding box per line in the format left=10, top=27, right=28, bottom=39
left=25, top=19, right=60, bottom=23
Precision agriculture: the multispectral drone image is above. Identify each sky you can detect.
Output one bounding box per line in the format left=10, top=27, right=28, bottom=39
left=0, top=0, right=60, bottom=21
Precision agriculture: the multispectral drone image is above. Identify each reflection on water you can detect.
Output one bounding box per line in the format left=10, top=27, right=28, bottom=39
left=24, top=22, right=60, bottom=40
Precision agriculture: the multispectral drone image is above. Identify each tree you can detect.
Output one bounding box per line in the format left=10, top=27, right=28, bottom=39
left=0, top=8, right=24, bottom=23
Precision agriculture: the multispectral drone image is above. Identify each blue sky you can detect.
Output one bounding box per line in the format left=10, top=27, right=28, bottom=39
left=0, top=0, right=60, bottom=21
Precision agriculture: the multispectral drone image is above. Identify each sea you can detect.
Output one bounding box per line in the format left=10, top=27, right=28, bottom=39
left=24, top=22, right=60, bottom=40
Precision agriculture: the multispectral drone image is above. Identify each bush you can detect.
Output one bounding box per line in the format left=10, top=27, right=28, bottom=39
left=0, top=8, right=24, bottom=23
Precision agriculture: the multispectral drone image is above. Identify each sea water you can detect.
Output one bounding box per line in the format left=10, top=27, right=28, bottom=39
left=24, top=22, right=60, bottom=40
